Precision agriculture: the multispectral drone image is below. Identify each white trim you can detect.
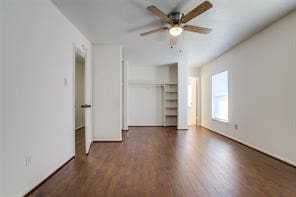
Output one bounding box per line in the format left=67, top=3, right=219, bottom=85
left=211, top=70, right=229, bottom=124
left=93, top=138, right=122, bottom=142
left=177, top=126, right=188, bottom=130
left=72, top=45, right=76, bottom=156
left=21, top=155, right=74, bottom=196
left=202, top=125, right=296, bottom=167
left=122, top=60, right=128, bottom=131
left=128, top=125, right=164, bottom=127
left=83, top=47, right=91, bottom=154
left=211, top=118, right=229, bottom=124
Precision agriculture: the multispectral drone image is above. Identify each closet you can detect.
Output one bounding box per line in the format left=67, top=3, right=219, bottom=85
left=128, top=64, right=178, bottom=127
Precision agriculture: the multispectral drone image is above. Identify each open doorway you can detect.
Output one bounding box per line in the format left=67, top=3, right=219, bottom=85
left=188, top=77, right=197, bottom=126
left=74, top=50, right=87, bottom=158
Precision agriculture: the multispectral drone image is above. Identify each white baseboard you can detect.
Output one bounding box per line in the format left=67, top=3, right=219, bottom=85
left=22, top=155, right=75, bottom=196
left=128, top=125, right=163, bottom=127
left=122, top=126, right=129, bottom=131
left=201, top=125, right=296, bottom=167
left=92, top=138, right=122, bottom=142
left=177, top=127, right=188, bottom=130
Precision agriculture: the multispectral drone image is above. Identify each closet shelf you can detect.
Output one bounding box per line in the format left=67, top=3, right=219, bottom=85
left=163, top=79, right=178, bottom=127
left=166, top=106, right=177, bottom=109
left=165, top=91, right=177, bottom=93
left=165, top=83, right=178, bottom=85
left=166, top=114, right=177, bottom=117
left=165, top=98, right=177, bottom=101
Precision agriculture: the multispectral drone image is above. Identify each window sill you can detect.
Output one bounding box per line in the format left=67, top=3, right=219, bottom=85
left=211, top=118, right=229, bottom=124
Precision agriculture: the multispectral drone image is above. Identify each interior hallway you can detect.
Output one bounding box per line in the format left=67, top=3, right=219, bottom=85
left=28, top=127, right=296, bottom=197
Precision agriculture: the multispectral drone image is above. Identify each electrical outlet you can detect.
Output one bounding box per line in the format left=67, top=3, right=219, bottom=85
left=234, top=124, right=238, bottom=130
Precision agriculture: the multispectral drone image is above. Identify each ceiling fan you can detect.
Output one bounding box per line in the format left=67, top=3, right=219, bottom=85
left=140, top=1, right=213, bottom=46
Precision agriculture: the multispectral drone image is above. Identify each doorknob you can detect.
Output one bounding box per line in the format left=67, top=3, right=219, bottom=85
left=81, top=104, right=91, bottom=108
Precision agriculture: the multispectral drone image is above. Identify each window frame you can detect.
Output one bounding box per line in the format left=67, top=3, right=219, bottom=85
left=211, top=70, right=229, bottom=123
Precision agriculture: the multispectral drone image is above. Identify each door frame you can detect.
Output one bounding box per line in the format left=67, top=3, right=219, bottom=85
left=188, top=77, right=198, bottom=126
left=72, top=44, right=88, bottom=156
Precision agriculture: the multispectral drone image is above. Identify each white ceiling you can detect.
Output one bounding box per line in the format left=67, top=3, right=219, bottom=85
left=53, top=0, right=296, bottom=67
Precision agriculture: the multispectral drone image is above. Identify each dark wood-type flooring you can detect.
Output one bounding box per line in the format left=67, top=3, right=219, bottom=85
left=75, top=127, right=86, bottom=159
left=29, top=127, right=296, bottom=197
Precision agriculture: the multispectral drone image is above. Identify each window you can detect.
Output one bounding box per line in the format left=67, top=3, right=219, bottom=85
left=212, top=71, right=228, bottom=122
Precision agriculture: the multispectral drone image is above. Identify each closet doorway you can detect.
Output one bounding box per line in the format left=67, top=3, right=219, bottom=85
left=128, top=64, right=178, bottom=127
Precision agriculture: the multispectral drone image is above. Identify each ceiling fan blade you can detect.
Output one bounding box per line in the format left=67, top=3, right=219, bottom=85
left=140, top=27, right=169, bottom=37
left=182, top=1, right=213, bottom=23
left=147, top=5, right=173, bottom=25
left=183, top=25, right=212, bottom=34
left=170, top=36, right=177, bottom=46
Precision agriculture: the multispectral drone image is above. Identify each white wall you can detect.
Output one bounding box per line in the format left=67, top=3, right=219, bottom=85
left=177, top=58, right=188, bottom=130
left=93, top=45, right=122, bottom=141
left=0, top=0, right=4, bottom=195
left=128, top=64, right=177, bottom=84
left=201, top=11, right=296, bottom=166
left=128, top=64, right=177, bottom=126
left=128, top=85, right=164, bottom=126
left=189, top=67, right=200, bottom=78
left=75, top=58, right=85, bottom=128
left=2, top=0, right=92, bottom=196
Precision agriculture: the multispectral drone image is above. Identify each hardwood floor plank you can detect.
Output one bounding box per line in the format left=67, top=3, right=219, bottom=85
left=75, top=127, right=86, bottom=159
left=28, top=126, right=296, bottom=197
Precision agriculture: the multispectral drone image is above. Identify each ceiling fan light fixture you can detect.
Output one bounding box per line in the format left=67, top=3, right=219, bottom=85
left=169, top=26, right=183, bottom=37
